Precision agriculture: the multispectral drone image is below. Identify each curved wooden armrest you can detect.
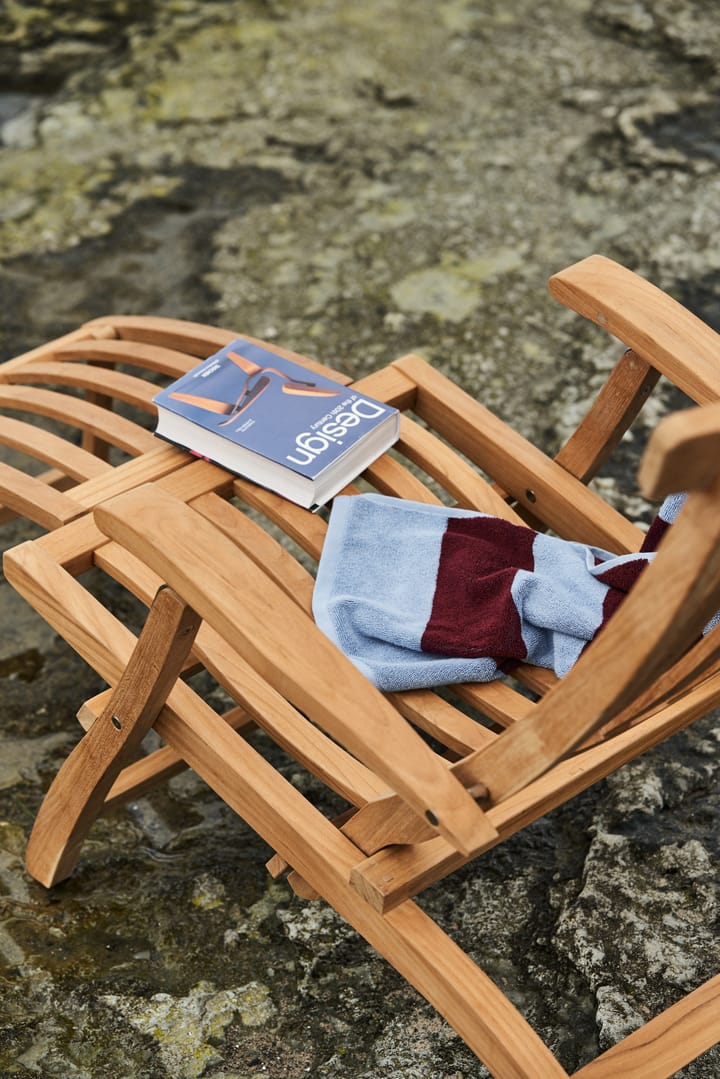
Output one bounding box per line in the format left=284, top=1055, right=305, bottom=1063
left=93, top=483, right=498, bottom=858
left=455, top=472, right=720, bottom=803
left=549, top=255, right=720, bottom=404
left=640, top=400, right=720, bottom=498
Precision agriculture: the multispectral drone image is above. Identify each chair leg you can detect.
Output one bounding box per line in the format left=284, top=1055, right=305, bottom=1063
left=142, top=691, right=570, bottom=1079
left=572, top=973, right=720, bottom=1079
left=355, top=896, right=570, bottom=1078
left=25, top=587, right=201, bottom=887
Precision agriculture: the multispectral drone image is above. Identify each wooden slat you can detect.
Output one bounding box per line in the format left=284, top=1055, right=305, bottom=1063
left=0, top=324, right=117, bottom=378
left=500, top=664, right=557, bottom=695
left=139, top=455, right=233, bottom=502
left=0, top=463, right=86, bottom=529
left=93, top=540, right=166, bottom=606
left=365, top=449, right=445, bottom=502
left=83, top=316, right=353, bottom=384
left=2, top=361, right=158, bottom=412
left=389, top=689, right=497, bottom=757
left=232, top=475, right=329, bottom=559
left=82, top=315, right=242, bottom=357
left=189, top=491, right=316, bottom=610
left=353, top=360, right=527, bottom=519
left=393, top=354, right=643, bottom=553
left=0, top=385, right=157, bottom=455
left=573, top=974, right=720, bottom=1079
left=395, top=416, right=527, bottom=521
left=452, top=680, right=536, bottom=726
left=554, top=348, right=660, bottom=483
left=549, top=254, right=720, bottom=405
left=0, top=415, right=111, bottom=482
left=68, top=444, right=193, bottom=511
left=53, top=338, right=200, bottom=377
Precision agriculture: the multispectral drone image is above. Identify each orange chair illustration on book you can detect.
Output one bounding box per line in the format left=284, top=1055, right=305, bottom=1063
left=167, top=347, right=343, bottom=425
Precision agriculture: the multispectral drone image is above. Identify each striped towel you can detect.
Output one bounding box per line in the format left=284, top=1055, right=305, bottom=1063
left=312, top=492, right=687, bottom=691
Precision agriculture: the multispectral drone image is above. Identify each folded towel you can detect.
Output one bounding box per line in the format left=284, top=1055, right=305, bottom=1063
left=312, top=492, right=686, bottom=691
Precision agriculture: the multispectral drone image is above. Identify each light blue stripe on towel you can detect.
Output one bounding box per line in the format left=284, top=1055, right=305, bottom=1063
left=312, top=495, right=500, bottom=690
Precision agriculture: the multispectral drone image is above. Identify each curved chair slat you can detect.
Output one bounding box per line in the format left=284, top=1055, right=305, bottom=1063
left=0, top=385, right=157, bottom=455
left=2, top=361, right=158, bottom=412
left=52, top=338, right=201, bottom=377
left=0, top=415, right=111, bottom=482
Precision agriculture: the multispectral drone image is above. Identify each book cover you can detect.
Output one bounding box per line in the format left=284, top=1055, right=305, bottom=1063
left=152, top=337, right=399, bottom=505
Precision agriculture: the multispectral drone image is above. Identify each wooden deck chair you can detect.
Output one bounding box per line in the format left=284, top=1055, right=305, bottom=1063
left=0, top=317, right=350, bottom=531
left=4, top=255, right=720, bottom=1077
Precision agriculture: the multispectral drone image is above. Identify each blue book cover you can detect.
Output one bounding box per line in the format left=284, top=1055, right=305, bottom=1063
left=152, top=337, right=399, bottom=506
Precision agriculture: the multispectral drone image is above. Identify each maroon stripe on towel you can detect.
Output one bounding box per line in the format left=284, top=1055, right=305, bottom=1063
left=641, top=515, right=670, bottom=553
left=593, top=557, right=650, bottom=639
left=421, top=516, right=536, bottom=660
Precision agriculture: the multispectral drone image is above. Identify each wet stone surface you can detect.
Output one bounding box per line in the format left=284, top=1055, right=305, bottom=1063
left=0, top=0, right=719, bottom=1075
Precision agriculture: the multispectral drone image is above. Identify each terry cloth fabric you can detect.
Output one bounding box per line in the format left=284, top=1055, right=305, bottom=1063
left=311, top=492, right=688, bottom=692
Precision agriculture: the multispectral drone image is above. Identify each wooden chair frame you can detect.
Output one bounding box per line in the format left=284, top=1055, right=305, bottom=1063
left=2, top=255, right=719, bottom=1076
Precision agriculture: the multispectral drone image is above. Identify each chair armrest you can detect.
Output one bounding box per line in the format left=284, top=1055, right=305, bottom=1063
left=455, top=471, right=720, bottom=803
left=549, top=255, right=720, bottom=405
left=93, top=483, right=498, bottom=858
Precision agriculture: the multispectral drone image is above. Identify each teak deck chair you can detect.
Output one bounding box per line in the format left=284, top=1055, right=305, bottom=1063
left=3, top=255, right=720, bottom=1077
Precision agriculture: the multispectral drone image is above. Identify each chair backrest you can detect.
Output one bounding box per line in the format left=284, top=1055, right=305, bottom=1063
left=0, top=315, right=350, bottom=530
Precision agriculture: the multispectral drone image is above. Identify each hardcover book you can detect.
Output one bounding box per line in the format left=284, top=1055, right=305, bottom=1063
left=152, top=337, right=400, bottom=508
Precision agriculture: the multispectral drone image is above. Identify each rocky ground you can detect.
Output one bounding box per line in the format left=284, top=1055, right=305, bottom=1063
left=0, top=1, right=719, bottom=1076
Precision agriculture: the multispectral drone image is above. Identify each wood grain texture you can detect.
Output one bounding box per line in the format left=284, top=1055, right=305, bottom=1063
left=550, top=254, right=720, bottom=404
left=0, top=463, right=86, bottom=529
left=572, top=974, right=720, bottom=1079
